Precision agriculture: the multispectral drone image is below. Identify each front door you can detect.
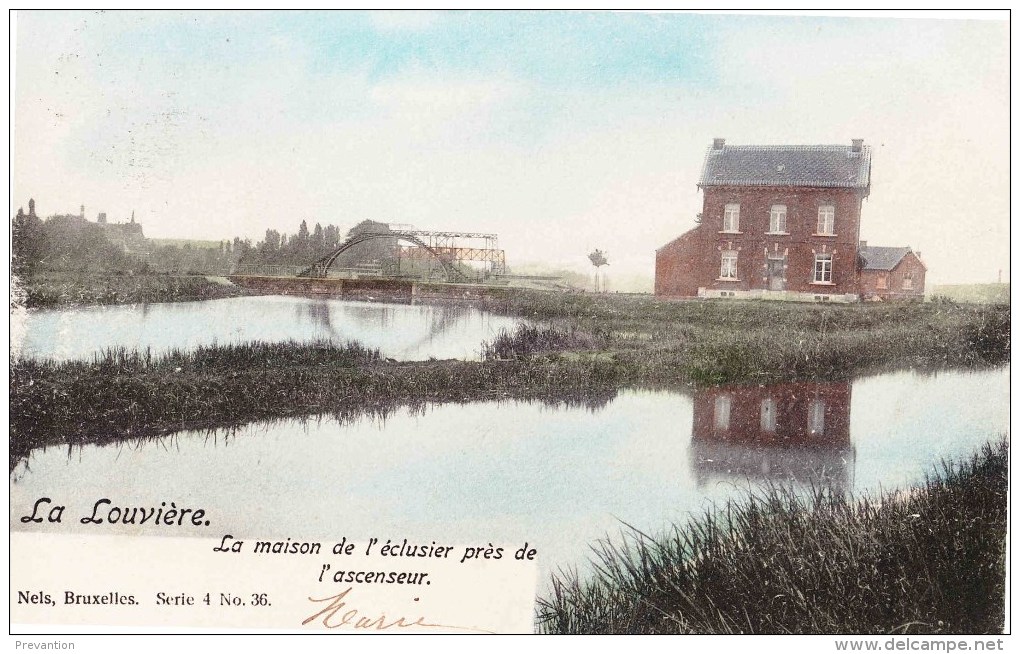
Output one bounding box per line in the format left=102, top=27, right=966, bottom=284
left=767, top=257, right=786, bottom=291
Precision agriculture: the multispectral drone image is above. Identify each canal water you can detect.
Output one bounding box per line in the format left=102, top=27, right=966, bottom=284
left=10, top=365, right=1009, bottom=582
left=11, top=295, right=524, bottom=362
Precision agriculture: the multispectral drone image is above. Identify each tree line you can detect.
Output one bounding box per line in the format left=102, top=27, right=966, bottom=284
left=11, top=208, right=387, bottom=277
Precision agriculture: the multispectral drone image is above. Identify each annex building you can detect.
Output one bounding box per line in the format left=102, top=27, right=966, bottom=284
left=655, top=138, right=925, bottom=302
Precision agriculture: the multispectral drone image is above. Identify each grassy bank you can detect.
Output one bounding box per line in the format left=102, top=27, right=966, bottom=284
left=480, top=294, right=1010, bottom=384
left=9, top=293, right=1010, bottom=462
left=10, top=340, right=624, bottom=469
left=537, top=439, right=1007, bottom=634
left=13, top=271, right=252, bottom=308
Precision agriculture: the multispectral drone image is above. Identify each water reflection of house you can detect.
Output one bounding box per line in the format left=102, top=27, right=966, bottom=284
left=690, top=380, right=855, bottom=492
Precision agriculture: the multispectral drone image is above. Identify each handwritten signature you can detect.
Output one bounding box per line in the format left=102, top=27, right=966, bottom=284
left=303, top=587, right=496, bottom=633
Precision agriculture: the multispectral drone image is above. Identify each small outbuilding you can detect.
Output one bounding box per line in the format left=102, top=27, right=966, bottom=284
left=858, top=243, right=926, bottom=301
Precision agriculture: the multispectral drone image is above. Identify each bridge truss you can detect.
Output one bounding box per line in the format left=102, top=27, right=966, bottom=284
left=395, top=230, right=505, bottom=276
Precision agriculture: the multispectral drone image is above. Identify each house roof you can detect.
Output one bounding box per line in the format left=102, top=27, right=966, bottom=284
left=860, top=246, right=913, bottom=271
left=699, top=143, right=872, bottom=191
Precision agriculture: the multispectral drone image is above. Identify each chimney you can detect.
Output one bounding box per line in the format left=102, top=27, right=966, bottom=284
left=712, top=138, right=726, bottom=150
left=851, top=138, right=864, bottom=153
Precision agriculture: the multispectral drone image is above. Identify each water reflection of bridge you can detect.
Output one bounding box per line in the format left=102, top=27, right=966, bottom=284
left=690, top=380, right=856, bottom=492
left=295, top=299, right=471, bottom=355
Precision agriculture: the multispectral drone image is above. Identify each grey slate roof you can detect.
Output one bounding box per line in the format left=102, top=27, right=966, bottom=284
left=699, top=144, right=871, bottom=190
left=860, top=246, right=912, bottom=271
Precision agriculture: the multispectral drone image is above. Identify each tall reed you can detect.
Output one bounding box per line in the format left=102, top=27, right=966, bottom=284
left=537, top=439, right=1008, bottom=635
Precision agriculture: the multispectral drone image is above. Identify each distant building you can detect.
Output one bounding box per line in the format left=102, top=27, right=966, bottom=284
left=655, top=138, right=926, bottom=302
left=15, top=198, right=38, bottom=219
left=858, top=243, right=926, bottom=301
left=45, top=202, right=89, bottom=224
left=99, top=210, right=149, bottom=257
left=39, top=201, right=150, bottom=257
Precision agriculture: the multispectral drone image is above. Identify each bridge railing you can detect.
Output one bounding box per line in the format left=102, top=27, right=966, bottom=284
left=231, top=263, right=393, bottom=278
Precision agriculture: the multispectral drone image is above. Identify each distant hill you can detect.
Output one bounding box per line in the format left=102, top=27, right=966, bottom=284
left=930, top=283, right=1010, bottom=304
left=508, top=263, right=654, bottom=294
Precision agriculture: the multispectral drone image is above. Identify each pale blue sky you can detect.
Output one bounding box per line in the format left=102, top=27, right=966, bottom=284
left=13, top=11, right=1010, bottom=286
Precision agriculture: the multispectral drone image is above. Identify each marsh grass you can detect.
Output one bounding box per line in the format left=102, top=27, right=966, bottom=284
left=537, top=439, right=1008, bottom=635
left=82, top=339, right=382, bottom=372
left=482, top=291, right=1009, bottom=384
left=10, top=339, right=625, bottom=469
left=481, top=323, right=610, bottom=360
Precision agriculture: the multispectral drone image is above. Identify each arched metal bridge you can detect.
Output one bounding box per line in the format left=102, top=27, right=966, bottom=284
left=297, top=230, right=505, bottom=281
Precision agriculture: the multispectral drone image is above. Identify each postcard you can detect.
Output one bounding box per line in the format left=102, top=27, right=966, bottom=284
left=8, top=9, right=1011, bottom=647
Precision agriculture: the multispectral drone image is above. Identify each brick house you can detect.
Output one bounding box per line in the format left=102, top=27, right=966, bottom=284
left=858, top=243, right=927, bottom=301
left=656, top=138, right=874, bottom=302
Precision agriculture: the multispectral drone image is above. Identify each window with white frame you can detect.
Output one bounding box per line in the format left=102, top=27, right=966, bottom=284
left=720, top=250, right=738, bottom=280
left=768, top=204, right=787, bottom=233
left=723, top=204, right=740, bottom=232
left=817, top=205, right=835, bottom=235
left=714, top=395, right=732, bottom=430
left=808, top=400, right=825, bottom=435
left=760, top=398, right=777, bottom=432
left=814, top=253, right=833, bottom=283
left=902, top=272, right=914, bottom=290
